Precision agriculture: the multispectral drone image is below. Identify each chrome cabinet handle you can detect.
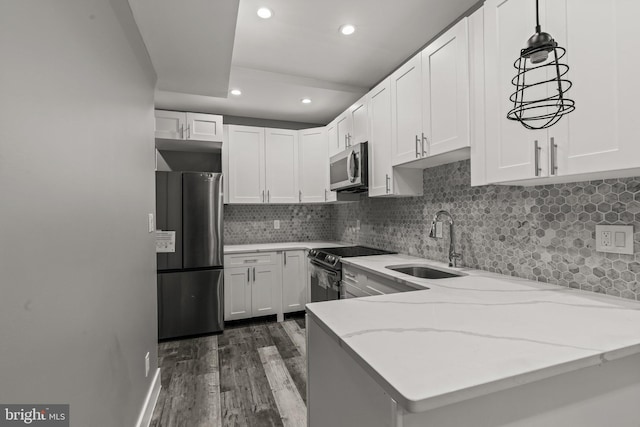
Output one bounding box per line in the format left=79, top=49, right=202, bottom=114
left=345, top=134, right=349, bottom=148
left=324, top=189, right=327, bottom=201
left=284, top=253, right=287, bottom=266
left=247, top=268, right=250, bottom=283
left=186, top=125, right=190, bottom=139
left=422, top=132, right=428, bottom=157
left=386, top=174, right=391, bottom=193
left=299, top=190, right=302, bottom=202
left=262, top=190, right=265, bottom=203
left=347, top=133, right=352, bottom=147
left=534, top=140, right=541, bottom=177
left=253, top=267, right=256, bottom=282
left=415, top=135, right=420, bottom=158
left=180, top=124, right=184, bottom=139
left=267, top=190, right=270, bottom=203
left=550, top=137, right=558, bottom=176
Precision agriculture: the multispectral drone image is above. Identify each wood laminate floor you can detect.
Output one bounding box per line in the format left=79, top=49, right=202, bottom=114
left=151, top=315, right=308, bottom=427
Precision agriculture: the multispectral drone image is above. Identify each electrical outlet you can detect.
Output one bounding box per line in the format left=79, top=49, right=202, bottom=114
left=274, top=220, right=280, bottom=229
left=596, top=224, right=633, bottom=254
left=145, top=352, right=150, bottom=377
left=356, top=220, right=361, bottom=230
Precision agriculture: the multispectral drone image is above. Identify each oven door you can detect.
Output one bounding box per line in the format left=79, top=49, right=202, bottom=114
left=309, top=260, right=341, bottom=302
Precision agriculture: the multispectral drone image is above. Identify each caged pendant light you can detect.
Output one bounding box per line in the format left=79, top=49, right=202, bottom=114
left=506, top=0, right=575, bottom=130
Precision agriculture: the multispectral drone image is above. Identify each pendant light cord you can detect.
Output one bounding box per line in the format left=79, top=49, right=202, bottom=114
left=535, top=0, right=541, bottom=33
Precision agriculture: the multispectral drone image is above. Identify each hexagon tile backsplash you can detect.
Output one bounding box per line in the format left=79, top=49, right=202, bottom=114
left=333, top=160, right=640, bottom=301
left=224, top=204, right=333, bottom=244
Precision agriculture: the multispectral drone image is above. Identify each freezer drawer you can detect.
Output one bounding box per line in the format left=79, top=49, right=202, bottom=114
left=157, top=269, right=224, bottom=340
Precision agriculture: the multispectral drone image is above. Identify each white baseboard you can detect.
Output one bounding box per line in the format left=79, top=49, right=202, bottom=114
left=135, top=368, right=161, bottom=427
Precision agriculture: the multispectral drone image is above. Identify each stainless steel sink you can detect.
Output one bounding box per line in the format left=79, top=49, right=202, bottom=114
left=386, top=264, right=466, bottom=279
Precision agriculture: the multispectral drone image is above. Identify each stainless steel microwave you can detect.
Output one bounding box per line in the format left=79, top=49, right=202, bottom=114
left=330, top=142, right=368, bottom=193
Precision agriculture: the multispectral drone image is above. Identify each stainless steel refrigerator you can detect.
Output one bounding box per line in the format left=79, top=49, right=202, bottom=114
left=156, top=171, right=224, bottom=340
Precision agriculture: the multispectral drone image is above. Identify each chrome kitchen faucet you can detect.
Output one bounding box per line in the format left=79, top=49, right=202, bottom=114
left=428, top=210, right=461, bottom=268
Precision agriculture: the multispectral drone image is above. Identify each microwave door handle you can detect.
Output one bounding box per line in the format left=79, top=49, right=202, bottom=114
left=347, top=149, right=357, bottom=183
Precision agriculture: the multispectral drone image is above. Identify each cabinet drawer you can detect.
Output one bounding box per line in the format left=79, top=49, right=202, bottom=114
left=341, top=281, right=372, bottom=299
left=366, top=273, right=415, bottom=295
left=224, top=252, right=278, bottom=267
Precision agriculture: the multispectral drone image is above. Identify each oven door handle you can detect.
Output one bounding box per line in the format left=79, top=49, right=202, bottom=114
left=309, top=259, right=340, bottom=274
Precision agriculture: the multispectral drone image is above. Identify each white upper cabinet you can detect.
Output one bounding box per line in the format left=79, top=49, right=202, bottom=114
left=484, top=0, right=548, bottom=183
left=421, top=18, right=470, bottom=157
left=185, top=112, right=222, bottom=142
left=155, top=110, right=185, bottom=140
left=327, top=118, right=341, bottom=157
left=368, top=77, right=423, bottom=197
left=548, top=0, right=640, bottom=177
left=482, top=0, right=640, bottom=185
left=299, top=127, right=329, bottom=203
left=154, top=110, right=222, bottom=142
left=336, top=112, right=352, bottom=152
left=350, top=96, right=369, bottom=145
left=227, top=125, right=302, bottom=204
left=265, top=128, right=299, bottom=204
left=390, top=19, right=471, bottom=167
left=227, top=125, right=265, bottom=204
left=391, top=54, right=424, bottom=165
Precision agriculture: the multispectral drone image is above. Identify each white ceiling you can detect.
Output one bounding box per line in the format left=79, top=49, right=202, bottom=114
left=131, top=0, right=480, bottom=125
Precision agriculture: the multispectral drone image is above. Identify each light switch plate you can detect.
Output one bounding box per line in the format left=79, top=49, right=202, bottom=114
left=274, top=220, right=280, bottom=229
left=595, top=224, right=633, bottom=255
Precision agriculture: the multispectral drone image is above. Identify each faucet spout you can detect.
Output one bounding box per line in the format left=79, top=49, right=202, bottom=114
left=428, top=210, right=461, bottom=268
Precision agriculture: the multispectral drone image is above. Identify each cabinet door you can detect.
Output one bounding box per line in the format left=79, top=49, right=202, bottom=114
left=282, top=251, right=307, bottom=313
left=422, top=18, right=470, bottom=156
left=548, top=0, right=640, bottom=176
left=350, top=96, right=369, bottom=145
left=185, top=112, right=222, bottom=142
left=391, top=54, right=423, bottom=165
left=228, top=125, right=265, bottom=204
left=368, top=78, right=393, bottom=197
left=252, top=265, right=281, bottom=317
left=224, top=267, right=252, bottom=321
left=327, top=119, right=341, bottom=157
left=336, top=112, right=352, bottom=151
left=265, top=128, right=299, bottom=204
left=484, top=0, right=549, bottom=182
left=299, top=127, right=328, bottom=203
left=155, top=110, right=185, bottom=140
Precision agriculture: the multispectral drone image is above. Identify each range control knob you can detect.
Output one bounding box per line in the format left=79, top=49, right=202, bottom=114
left=309, top=250, right=316, bottom=257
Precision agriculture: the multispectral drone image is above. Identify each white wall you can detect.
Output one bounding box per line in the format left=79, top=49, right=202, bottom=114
left=0, top=1, right=158, bottom=425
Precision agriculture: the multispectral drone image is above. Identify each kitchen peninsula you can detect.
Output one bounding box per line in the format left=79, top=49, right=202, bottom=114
left=307, top=254, right=640, bottom=427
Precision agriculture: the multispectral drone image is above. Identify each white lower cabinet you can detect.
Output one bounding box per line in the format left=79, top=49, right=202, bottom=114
left=282, top=250, right=307, bottom=313
left=224, top=250, right=308, bottom=321
left=224, top=252, right=282, bottom=321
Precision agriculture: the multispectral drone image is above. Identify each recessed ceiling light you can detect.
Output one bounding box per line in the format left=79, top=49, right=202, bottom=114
left=339, top=24, right=356, bottom=36
left=301, top=98, right=312, bottom=104
left=257, top=7, right=273, bottom=19
left=230, top=89, right=242, bottom=96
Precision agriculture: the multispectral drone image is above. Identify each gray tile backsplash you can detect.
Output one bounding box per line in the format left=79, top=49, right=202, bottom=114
left=333, top=160, right=640, bottom=301
left=224, top=204, right=333, bottom=244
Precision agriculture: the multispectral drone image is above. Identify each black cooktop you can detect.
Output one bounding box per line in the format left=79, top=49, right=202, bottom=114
left=317, top=246, right=396, bottom=258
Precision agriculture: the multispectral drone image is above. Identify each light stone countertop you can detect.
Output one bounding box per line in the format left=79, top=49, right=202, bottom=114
left=306, top=253, right=640, bottom=413
left=224, top=241, right=347, bottom=254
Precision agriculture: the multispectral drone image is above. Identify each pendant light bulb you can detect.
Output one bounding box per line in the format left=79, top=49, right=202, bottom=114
left=529, top=49, right=549, bottom=64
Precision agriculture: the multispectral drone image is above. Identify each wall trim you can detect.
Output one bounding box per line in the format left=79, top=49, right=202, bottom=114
left=135, top=368, right=161, bottom=427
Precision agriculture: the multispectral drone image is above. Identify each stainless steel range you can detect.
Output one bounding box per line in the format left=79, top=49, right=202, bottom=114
left=308, top=246, right=396, bottom=302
